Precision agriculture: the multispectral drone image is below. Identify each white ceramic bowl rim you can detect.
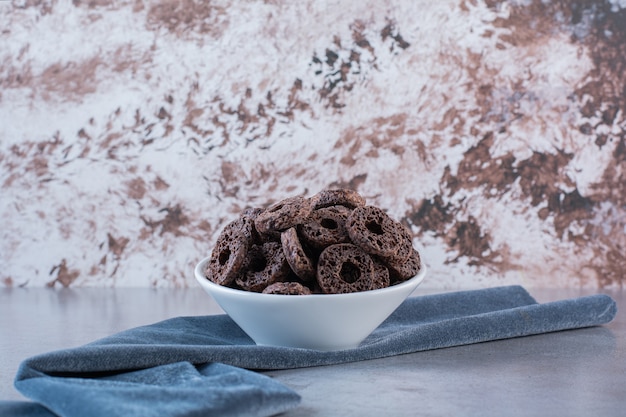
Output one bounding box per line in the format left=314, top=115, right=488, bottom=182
left=194, top=256, right=427, bottom=298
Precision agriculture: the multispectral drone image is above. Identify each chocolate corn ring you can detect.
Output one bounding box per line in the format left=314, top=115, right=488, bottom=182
left=236, top=241, right=291, bottom=292
left=310, top=188, right=366, bottom=210
left=346, top=205, right=412, bottom=262
left=316, top=243, right=379, bottom=294
left=205, top=214, right=255, bottom=286
left=387, top=248, right=422, bottom=284
left=262, top=281, right=312, bottom=295
left=383, top=220, right=414, bottom=265
left=254, top=196, right=313, bottom=237
left=281, top=227, right=316, bottom=282
left=372, top=256, right=391, bottom=289
left=300, top=205, right=351, bottom=250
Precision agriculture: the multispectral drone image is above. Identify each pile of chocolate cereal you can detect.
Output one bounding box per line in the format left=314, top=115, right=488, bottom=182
left=204, top=189, right=422, bottom=295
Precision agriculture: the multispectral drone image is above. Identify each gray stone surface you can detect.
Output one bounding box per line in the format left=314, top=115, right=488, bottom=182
left=1, top=287, right=624, bottom=416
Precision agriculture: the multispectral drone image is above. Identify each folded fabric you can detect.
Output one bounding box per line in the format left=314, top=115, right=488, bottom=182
left=11, top=362, right=300, bottom=417
left=1, top=286, right=616, bottom=417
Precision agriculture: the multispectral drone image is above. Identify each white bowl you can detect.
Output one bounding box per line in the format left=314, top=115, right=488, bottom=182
left=194, top=256, right=427, bottom=351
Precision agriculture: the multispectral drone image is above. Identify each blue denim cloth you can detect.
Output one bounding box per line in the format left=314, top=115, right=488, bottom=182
left=1, top=286, right=616, bottom=416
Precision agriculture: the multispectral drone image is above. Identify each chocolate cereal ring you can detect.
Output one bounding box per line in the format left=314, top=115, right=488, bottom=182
left=240, top=207, right=264, bottom=243
left=387, top=248, right=422, bottom=284
left=254, top=196, right=313, bottom=237
left=346, top=205, right=412, bottom=262
left=372, top=257, right=391, bottom=289
left=205, top=214, right=255, bottom=286
left=310, top=188, right=366, bottom=210
left=300, top=205, right=351, bottom=250
left=280, top=227, right=316, bottom=282
left=316, top=243, right=379, bottom=294
left=383, top=220, right=414, bottom=265
left=262, top=281, right=312, bottom=295
left=236, top=241, right=291, bottom=292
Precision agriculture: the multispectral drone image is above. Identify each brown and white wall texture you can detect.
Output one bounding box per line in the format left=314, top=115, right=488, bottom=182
left=1, top=0, right=625, bottom=288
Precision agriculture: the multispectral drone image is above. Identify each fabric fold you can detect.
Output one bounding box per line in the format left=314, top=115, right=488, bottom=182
left=2, top=285, right=617, bottom=417
left=13, top=362, right=300, bottom=417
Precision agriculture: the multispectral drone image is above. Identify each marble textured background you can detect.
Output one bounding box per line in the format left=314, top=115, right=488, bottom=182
left=1, top=0, right=625, bottom=288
